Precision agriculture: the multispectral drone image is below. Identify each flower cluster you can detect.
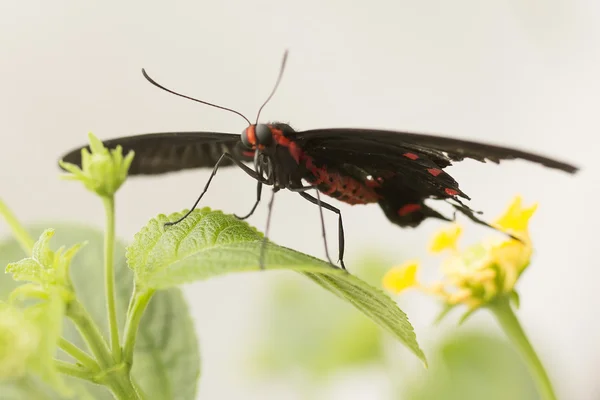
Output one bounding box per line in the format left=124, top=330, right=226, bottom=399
left=383, top=196, right=537, bottom=311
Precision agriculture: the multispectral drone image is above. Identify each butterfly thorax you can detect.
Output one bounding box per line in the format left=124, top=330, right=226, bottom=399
left=250, top=122, right=380, bottom=204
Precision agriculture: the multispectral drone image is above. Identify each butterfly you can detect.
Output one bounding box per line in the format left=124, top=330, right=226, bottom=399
left=60, top=51, right=578, bottom=269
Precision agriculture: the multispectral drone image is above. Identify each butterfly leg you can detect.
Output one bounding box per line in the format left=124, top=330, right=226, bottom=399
left=298, top=191, right=346, bottom=271
left=259, top=187, right=279, bottom=270
left=447, top=198, right=522, bottom=242
left=166, top=152, right=264, bottom=227
left=235, top=180, right=263, bottom=220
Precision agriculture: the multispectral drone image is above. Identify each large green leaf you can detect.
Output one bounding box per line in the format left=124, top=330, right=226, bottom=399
left=128, top=208, right=425, bottom=364
left=0, top=224, right=200, bottom=399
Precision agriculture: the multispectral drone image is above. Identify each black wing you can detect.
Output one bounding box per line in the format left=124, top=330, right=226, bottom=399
left=59, top=132, right=253, bottom=175
left=290, top=127, right=577, bottom=229
left=292, top=128, right=578, bottom=173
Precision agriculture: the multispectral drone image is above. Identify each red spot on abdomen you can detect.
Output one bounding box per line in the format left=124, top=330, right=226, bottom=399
left=427, top=168, right=442, bottom=177
left=398, top=204, right=422, bottom=216
left=403, top=152, right=419, bottom=160
left=445, top=188, right=459, bottom=196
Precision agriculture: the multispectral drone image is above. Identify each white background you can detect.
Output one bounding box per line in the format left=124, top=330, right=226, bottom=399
left=0, top=1, right=598, bottom=399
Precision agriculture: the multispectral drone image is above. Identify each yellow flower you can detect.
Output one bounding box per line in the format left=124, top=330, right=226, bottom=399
left=494, top=196, right=537, bottom=236
left=429, top=224, right=462, bottom=253
left=382, top=261, right=419, bottom=294
left=384, top=196, right=537, bottom=313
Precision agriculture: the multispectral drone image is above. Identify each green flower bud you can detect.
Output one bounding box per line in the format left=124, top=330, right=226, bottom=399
left=59, top=132, right=134, bottom=197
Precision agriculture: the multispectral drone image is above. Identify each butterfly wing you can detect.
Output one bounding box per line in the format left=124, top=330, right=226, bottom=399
left=291, top=127, right=577, bottom=228
left=59, top=132, right=252, bottom=175
left=293, top=128, right=578, bottom=173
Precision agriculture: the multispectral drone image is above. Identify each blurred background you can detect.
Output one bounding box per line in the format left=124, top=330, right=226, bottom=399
left=0, top=1, right=598, bottom=399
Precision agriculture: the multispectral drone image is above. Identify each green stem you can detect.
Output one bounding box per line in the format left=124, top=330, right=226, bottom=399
left=123, top=287, right=155, bottom=367
left=66, top=299, right=112, bottom=369
left=108, top=373, right=142, bottom=400
left=102, top=195, right=121, bottom=362
left=58, top=337, right=99, bottom=371
left=488, top=297, right=557, bottom=400
left=66, top=299, right=141, bottom=399
left=54, top=360, right=95, bottom=383
left=0, top=197, right=34, bottom=254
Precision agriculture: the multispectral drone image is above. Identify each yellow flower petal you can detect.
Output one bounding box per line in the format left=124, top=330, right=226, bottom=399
left=383, top=261, right=419, bottom=294
left=494, top=196, right=538, bottom=234
left=430, top=224, right=462, bottom=253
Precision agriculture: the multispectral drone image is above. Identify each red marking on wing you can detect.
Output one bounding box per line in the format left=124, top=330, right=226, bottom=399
left=242, top=150, right=255, bottom=157
left=398, top=204, right=422, bottom=216
left=445, top=188, right=459, bottom=196
left=427, top=168, right=443, bottom=177
left=403, top=152, right=419, bottom=160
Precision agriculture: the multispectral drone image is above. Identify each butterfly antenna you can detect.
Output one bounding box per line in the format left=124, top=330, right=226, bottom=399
left=141, top=68, right=251, bottom=125
left=254, top=50, right=289, bottom=124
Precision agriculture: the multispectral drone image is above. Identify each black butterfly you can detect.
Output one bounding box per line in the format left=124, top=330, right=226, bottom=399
left=60, top=51, right=578, bottom=270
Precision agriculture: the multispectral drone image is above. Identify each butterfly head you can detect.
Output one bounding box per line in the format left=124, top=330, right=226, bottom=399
left=241, top=124, right=274, bottom=150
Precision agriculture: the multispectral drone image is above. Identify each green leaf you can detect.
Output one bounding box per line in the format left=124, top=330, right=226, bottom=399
left=25, top=291, right=70, bottom=396
left=129, top=289, right=200, bottom=400
left=0, top=224, right=200, bottom=400
left=31, top=229, right=55, bottom=268
left=5, top=229, right=85, bottom=289
left=127, top=208, right=340, bottom=289
left=0, top=302, right=40, bottom=380
left=510, top=290, right=521, bottom=309
left=5, top=258, right=47, bottom=284
left=128, top=209, right=425, bottom=364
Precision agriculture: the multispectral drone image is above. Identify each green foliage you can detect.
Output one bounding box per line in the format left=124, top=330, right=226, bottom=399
left=0, top=225, right=200, bottom=400
left=6, top=229, right=83, bottom=291
left=0, top=303, right=40, bottom=380
left=127, top=208, right=335, bottom=288
left=2, top=230, right=81, bottom=395
left=25, top=291, right=70, bottom=396
left=0, top=131, right=428, bottom=398
left=130, top=289, right=200, bottom=400
left=128, top=209, right=425, bottom=364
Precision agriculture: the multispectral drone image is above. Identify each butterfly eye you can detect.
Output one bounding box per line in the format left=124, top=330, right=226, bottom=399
left=255, top=124, right=273, bottom=146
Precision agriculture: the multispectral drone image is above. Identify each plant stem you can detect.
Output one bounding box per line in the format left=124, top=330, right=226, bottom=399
left=488, top=297, right=557, bottom=400
left=66, top=299, right=112, bottom=369
left=0, top=197, right=34, bottom=254
left=102, top=195, right=121, bottom=362
left=54, top=360, right=95, bottom=383
left=123, top=287, right=155, bottom=367
left=58, top=337, right=99, bottom=371
left=108, top=373, right=143, bottom=400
